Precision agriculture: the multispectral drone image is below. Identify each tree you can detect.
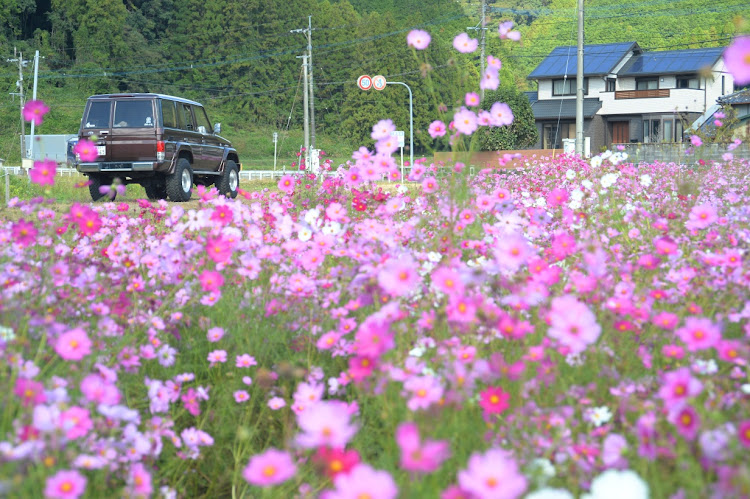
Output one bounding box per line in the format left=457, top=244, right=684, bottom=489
left=477, top=86, right=538, bottom=150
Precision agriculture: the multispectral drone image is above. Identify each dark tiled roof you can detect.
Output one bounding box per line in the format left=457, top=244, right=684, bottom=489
left=524, top=91, right=539, bottom=105
left=528, top=42, right=638, bottom=79
left=718, top=88, right=750, bottom=105
left=531, top=98, right=602, bottom=119
left=618, top=47, right=725, bottom=76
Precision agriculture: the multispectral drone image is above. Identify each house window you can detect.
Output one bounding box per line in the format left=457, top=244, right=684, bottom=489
left=606, top=78, right=616, bottom=92
left=543, top=122, right=575, bottom=149
left=676, top=76, right=700, bottom=89
left=636, top=78, right=658, bottom=90
left=643, top=116, right=681, bottom=143
left=552, top=78, right=588, bottom=96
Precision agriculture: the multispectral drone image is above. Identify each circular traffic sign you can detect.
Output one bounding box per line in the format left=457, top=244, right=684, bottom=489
left=357, top=75, right=372, bottom=91
left=372, top=75, right=387, bottom=91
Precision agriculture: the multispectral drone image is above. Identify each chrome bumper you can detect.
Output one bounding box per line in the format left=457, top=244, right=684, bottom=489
left=77, top=162, right=156, bottom=173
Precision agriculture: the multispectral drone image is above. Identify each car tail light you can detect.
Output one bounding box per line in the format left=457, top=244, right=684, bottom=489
left=156, top=140, right=165, bottom=161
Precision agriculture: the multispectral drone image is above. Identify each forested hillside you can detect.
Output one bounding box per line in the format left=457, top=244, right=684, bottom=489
left=0, top=0, right=745, bottom=162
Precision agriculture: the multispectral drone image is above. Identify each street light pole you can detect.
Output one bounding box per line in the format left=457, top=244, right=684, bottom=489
left=385, top=81, right=413, bottom=170
left=28, top=50, right=40, bottom=160
left=575, top=0, right=585, bottom=156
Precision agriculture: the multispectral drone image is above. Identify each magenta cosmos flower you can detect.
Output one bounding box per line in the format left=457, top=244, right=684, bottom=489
left=44, top=469, right=87, bottom=499
left=657, top=367, right=703, bottom=408
left=23, top=99, right=49, bottom=125
left=243, top=448, right=297, bottom=487
left=278, top=174, right=295, bottom=194
left=453, top=32, right=478, bottom=53
left=723, top=35, right=750, bottom=85
left=407, top=29, right=431, bottom=50
left=458, top=448, right=527, bottom=499
left=54, top=328, right=92, bottom=361
left=73, top=138, right=98, bottom=162
left=30, top=159, right=57, bottom=186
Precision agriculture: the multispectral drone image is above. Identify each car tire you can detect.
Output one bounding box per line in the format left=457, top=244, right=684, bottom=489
left=144, top=178, right=168, bottom=200
left=217, top=160, right=239, bottom=199
left=166, top=158, right=193, bottom=202
left=88, top=175, right=112, bottom=202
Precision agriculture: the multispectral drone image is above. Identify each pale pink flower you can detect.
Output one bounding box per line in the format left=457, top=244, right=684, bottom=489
left=295, top=401, right=358, bottom=449
left=207, top=327, right=225, bottom=342
left=44, top=469, right=87, bottom=499
left=498, top=21, right=521, bottom=41
left=371, top=119, right=396, bottom=141
left=404, top=375, right=443, bottom=411
left=453, top=33, right=478, bottom=53
left=322, top=463, right=398, bottom=499
left=54, top=328, right=92, bottom=361
left=234, top=390, right=250, bottom=403
left=490, top=102, right=514, bottom=126
left=378, top=257, right=420, bottom=297
left=480, top=69, right=500, bottom=90
left=453, top=107, right=478, bottom=135
left=407, top=29, right=431, bottom=50
left=243, top=448, right=297, bottom=487
left=268, top=397, right=286, bottom=410
left=458, top=448, right=527, bottom=499
left=429, top=120, right=447, bottom=138
left=723, top=35, right=750, bottom=85
left=547, top=295, right=601, bottom=354
left=396, top=422, right=451, bottom=473
left=207, top=349, right=227, bottom=366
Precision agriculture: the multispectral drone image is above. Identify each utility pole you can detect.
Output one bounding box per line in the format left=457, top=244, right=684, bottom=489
left=575, top=0, right=585, bottom=156
left=7, top=48, right=29, bottom=159
left=297, top=55, right=310, bottom=169
left=28, top=50, right=40, bottom=160
left=292, top=18, right=316, bottom=150
left=467, top=0, right=488, bottom=101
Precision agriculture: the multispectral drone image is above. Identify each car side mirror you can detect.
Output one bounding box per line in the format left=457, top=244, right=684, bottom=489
left=213, top=123, right=221, bottom=134
left=197, top=125, right=207, bottom=134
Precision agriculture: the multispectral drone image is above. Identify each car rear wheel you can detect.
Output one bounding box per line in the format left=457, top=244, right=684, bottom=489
left=88, top=175, right=112, bottom=202
left=217, top=160, right=239, bottom=199
left=166, top=158, right=193, bottom=202
left=144, top=178, right=168, bottom=200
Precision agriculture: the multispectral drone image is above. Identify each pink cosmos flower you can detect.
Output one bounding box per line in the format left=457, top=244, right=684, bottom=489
left=44, top=469, right=87, bottom=499
left=128, top=463, right=153, bottom=497
left=458, top=448, right=527, bottom=499
left=234, top=390, right=250, bottom=403
left=498, top=21, right=521, bottom=41
left=407, top=29, right=431, bottom=50
left=61, top=406, right=93, bottom=440
left=199, top=270, right=224, bottom=292
left=378, top=257, right=420, bottom=297
left=236, top=354, right=257, bottom=368
left=396, top=422, right=451, bottom=473
left=431, top=266, right=465, bottom=296
left=738, top=420, right=750, bottom=448
left=723, top=35, right=750, bottom=85
left=404, top=375, right=443, bottom=411
left=668, top=404, right=700, bottom=440
left=296, top=401, right=358, bottom=449
left=80, top=374, right=120, bottom=405
left=243, top=448, right=297, bottom=487
left=479, top=386, right=510, bottom=415
left=690, top=135, right=703, bottom=147
left=453, top=107, right=478, bottom=135
left=429, top=120, right=447, bottom=138
left=372, top=119, right=396, bottom=141
left=487, top=55, right=502, bottom=71
left=322, top=463, right=398, bottom=499
left=207, top=327, right=225, bottom=342
left=454, top=33, right=478, bottom=53
left=685, top=203, right=718, bottom=230
left=205, top=235, right=233, bottom=264
left=422, top=176, right=438, bottom=193
left=11, top=218, right=37, bottom=248
left=74, top=139, right=98, bottom=162
left=314, top=446, right=361, bottom=479
left=658, top=367, right=703, bottom=408
left=465, top=92, right=480, bottom=107
left=54, top=328, right=92, bottom=361
left=278, top=174, right=295, bottom=194
left=14, top=378, right=46, bottom=407
left=547, top=294, right=601, bottom=354
left=207, top=349, right=227, bottom=366
left=23, top=100, right=50, bottom=125
left=480, top=69, right=500, bottom=90
left=494, top=232, right=532, bottom=272
left=30, top=159, right=57, bottom=186
left=675, top=317, right=721, bottom=351
left=490, top=102, right=514, bottom=126
left=268, top=397, right=286, bottom=410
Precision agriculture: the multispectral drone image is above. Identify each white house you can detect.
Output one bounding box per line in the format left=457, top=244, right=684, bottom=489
left=526, top=42, right=734, bottom=152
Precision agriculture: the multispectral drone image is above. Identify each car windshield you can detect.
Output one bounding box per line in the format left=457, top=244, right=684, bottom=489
left=113, top=100, right=154, bottom=128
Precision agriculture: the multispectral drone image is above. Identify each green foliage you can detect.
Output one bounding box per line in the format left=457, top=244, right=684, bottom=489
left=477, top=86, right=538, bottom=150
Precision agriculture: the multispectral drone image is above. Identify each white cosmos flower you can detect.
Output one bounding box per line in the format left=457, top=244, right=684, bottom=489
left=526, top=489, right=574, bottom=499
left=298, top=226, right=312, bottom=242
left=581, top=179, right=594, bottom=189
left=582, top=469, right=649, bottom=499
left=640, top=174, right=652, bottom=187
left=590, top=406, right=613, bottom=427
left=571, top=188, right=584, bottom=201
left=590, top=156, right=603, bottom=168
left=565, top=169, right=576, bottom=180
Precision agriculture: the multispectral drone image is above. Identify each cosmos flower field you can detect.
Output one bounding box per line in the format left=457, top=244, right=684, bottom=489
left=3, top=26, right=750, bottom=499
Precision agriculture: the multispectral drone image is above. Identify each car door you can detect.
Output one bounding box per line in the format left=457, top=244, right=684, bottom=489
left=80, top=99, right=112, bottom=162
left=177, top=103, right=205, bottom=169
left=194, top=105, right=224, bottom=172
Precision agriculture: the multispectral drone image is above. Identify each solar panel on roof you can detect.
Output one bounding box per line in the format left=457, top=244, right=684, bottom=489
left=618, top=47, right=724, bottom=75
left=528, top=42, right=637, bottom=79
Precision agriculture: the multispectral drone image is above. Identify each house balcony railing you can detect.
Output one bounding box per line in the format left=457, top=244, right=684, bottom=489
left=615, top=89, right=670, bottom=99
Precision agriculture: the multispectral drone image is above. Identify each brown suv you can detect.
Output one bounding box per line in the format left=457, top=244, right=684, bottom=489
left=76, top=93, right=240, bottom=202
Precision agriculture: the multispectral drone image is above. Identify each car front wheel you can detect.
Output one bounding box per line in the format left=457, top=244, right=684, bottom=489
left=166, top=158, right=193, bottom=202
left=217, top=160, right=239, bottom=199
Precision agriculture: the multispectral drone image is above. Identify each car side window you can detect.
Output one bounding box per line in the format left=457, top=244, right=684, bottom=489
left=179, top=104, right=194, bottom=131
left=84, top=101, right=111, bottom=128
left=195, top=106, right=213, bottom=134
left=161, top=99, right=178, bottom=128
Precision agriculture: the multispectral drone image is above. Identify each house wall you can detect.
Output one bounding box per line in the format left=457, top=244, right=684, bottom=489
left=597, top=88, right=707, bottom=115
left=538, top=80, right=554, bottom=100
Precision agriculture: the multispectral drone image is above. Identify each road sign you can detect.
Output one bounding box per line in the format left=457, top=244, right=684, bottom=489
left=391, top=130, right=405, bottom=148
left=357, top=75, right=372, bottom=91
left=373, top=75, right=387, bottom=91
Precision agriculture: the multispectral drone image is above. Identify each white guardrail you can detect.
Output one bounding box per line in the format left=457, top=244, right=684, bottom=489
left=0, top=167, right=344, bottom=181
